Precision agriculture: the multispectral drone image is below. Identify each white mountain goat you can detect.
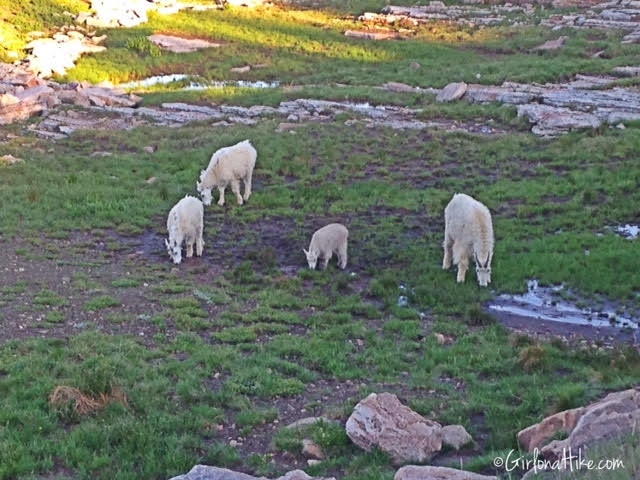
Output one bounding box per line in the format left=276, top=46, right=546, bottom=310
left=165, top=195, right=204, bottom=264
left=442, top=193, right=494, bottom=287
left=196, top=140, right=257, bottom=207
left=303, top=223, right=349, bottom=270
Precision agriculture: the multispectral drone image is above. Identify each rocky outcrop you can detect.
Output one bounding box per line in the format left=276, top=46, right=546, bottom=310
left=29, top=96, right=504, bottom=139
left=441, top=76, right=640, bottom=136
left=394, top=466, right=497, bottom=480
left=168, top=465, right=334, bottom=480
left=517, top=388, right=640, bottom=460
left=359, top=3, right=534, bottom=28
left=148, top=34, right=222, bottom=53
left=346, top=392, right=443, bottom=464
left=541, top=0, right=640, bottom=44
left=0, top=63, right=141, bottom=127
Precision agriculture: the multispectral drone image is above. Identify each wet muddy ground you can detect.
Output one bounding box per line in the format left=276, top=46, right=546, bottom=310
left=488, top=279, right=640, bottom=343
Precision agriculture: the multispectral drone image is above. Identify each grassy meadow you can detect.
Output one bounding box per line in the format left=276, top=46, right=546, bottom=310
left=1, top=1, right=640, bottom=480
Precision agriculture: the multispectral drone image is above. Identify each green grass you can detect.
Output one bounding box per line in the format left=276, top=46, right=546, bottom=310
left=1, top=2, right=640, bottom=479
left=84, top=295, right=121, bottom=311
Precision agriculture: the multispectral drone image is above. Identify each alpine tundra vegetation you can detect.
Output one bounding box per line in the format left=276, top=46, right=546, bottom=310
left=0, top=0, right=639, bottom=479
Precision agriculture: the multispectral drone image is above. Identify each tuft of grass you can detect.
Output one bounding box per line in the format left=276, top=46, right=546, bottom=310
left=84, top=295, right=121, bottom=311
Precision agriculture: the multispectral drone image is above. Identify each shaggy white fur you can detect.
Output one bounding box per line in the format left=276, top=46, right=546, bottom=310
left=304, top=223, right=349, bottom=270
left=442, top=193, right=494, bottom=287
left=166, top=195, right=204, bottom=264
left=196, top=139, right=257, bottom=206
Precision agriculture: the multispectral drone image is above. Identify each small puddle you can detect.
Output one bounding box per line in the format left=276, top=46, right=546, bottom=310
left=118, top=74, right=280, bottom=91
left=489, top=279, right=638, bottom=331
left=615, top=224, right=639, bottom=240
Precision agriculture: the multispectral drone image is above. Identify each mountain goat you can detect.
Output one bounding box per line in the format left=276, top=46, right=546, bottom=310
left=442, top=193, right=494, bottom=287
left=165, top=195, right=204, bottom=264
left=303, top=223, right=349, bottom=270
left=196, top=139, right=256, bottom=207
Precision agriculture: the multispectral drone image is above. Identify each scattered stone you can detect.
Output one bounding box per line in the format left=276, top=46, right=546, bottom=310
left=302, top=439, right=325, bottom=460
left=224, top=0, right=273, bottom=6
left=168, top=465, right=335, bottom=480
left=344, top=30, right=404, bottom=40
left=394, top=465, right=497, bottom=480
left=410, top=62, right=421, bottom=69
left=532, top=36, right=567, bottom=51
left=382, top=82, right=417, bottom=93
left=360, top=3, right=531, bottom=28
left=441, top=425, right=473, bottom=450
left=230, top=65, right=251, bottom=73
left=148, top=34, right=221, bottom=53
left=306, top=460, right=321, bottom=467
left=0, top=155, right=24, bottom=166
left=521, top=388, right=640, bottom=461
left=613, top=65, right=640, bottom=77
left=436, top=82, right=468, bottom=102
left=143, top=145, right=155, bottom=153
left=276, top=122, right=299, bottom=132
left=346, top=392, right=442, bottom=464
left=435, top=333, right=446, bottom=345
left=145, top=177, right=158, bottom=184
left=286, top=416, right=336, bottom=429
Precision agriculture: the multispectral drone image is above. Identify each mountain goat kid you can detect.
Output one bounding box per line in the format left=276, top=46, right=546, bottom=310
left=196, top=139, right=257, bottom=207
left=442, top=193, right=494, bottom=287
left=165, top=195, right=204, bottom=264
left=303, top=223, right=349, bottom=270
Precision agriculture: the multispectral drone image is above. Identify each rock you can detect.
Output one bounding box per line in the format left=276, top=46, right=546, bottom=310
left=613, top=66, right=640, bottom=77
left=394, top=465, right=497, bottom=480
left=148, top=34, right=221, bottom=53
left=518, top=407, right=583, bottom=452
left=540, top=388, right=640, bottom=460
left=441, top=425, right=473, bottom=450
left=143, top=145, right=155, bottom=154
left=0, top=155, right=24, bottom=166
left=145, top=177, right=157, bottom=184
left=344, top=30, right=403, bottom=40
left=168, top=465, right=335, bottom=480
left=0, top=94, right=20, bottom=107
left=230, top=65, right=251, bottom=73
left=224, top=0, right=273, bottom=6
left=410, top=62, right=421, bottom=69
left=436, top=82, right=468, bottom=102
left=532, top=36, right=567, bottom=51
left=346, top=392, right=442, bottom=464
left=14, top=85, right=54, bottom=103
left=0, top=101, right=45, bottom=125
left=518, top=104, right=601, bottom=136
left=302, top=439, right=324, bottom=459
left=383, top=82, right=417, bottom=93
left=286, top=416, right=336, bottom=429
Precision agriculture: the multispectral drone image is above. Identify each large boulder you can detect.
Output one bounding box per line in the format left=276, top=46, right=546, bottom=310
left=168, top=466, right=334, bottom=480
left=346, top=392, right=442, bottom=464
left=394, top=466, right=497, bottom=480
left=517, top=388, right=640, bottom=460
left=436, top=82, right=467, bottom=102
left=441, top=425, right=473, bottom=450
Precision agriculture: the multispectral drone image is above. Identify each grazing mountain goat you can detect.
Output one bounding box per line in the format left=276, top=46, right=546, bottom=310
left=165, top=195, right=204, bottom=264
left=303, top=223, right=349, bottom=270
left=442, top=193, right=494, bottom=287
left=196, top=140, right=257, bottom=207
